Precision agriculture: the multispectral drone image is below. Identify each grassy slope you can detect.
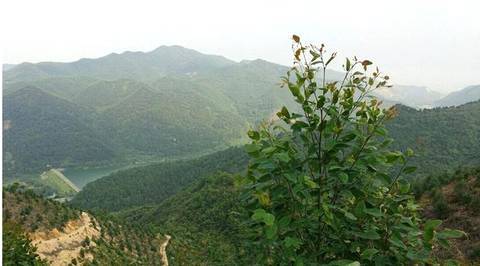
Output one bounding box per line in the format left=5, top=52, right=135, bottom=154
left=39, top=169, right=79, bottom=197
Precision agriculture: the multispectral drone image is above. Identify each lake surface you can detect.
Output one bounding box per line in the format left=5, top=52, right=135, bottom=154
left=63, top=165, right=131, bottom=189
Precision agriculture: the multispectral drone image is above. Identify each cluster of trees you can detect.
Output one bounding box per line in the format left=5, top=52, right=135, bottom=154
left=71, top=147, right=249, bottom=211
left=3, top=184, right=80, bottom=232
left=70, top=101, right=480, bottom=214
left=3, top=221, right=46, bottom=265
left=117, top=173, right=254, bottom=265
left=387, top=101, right=480, bottom=177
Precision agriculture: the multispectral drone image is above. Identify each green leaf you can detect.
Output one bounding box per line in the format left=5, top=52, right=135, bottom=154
left=275, top=152, right=290, bottom=163
left=345, top=58, right=351, bottom=71
left=403, top=166, right=417, bottom=174
left=277, top=106, right=291, bottom=119
left=361, top=248, right=378, bottom=260
left=424, top=219, right=442, bottom=243
left=247, top=130, right=260, bottom=140
left=265, top=224, right=278, bottom=239
left=277, top=216, right=291, bottom=229
left=424, top=219, right=442, bottom=231
left=338, top=173, right=349, bottom=184
left=252, top=209, right=275, bottom=226
left=245, top=144, right=260, bottom=153
left=437, top=229, right=465, bottom=239
left=406, top=250, right=429, bottom=262
left=284, top=237, right=301, bottom=249
left=303, top=176, right=318, bottom=188
left=343, top=211, right=357, bottom=221
left=288, top=83, right=301, bottom=97
left=364, top=208, right=383, bottom=218
left=292, top=121, right=309, bottom=131
left=388, top=236, right=407, bottom=249
left=353, top=230, right=381, bottom=240
left=406, top=148, right=414, bottom=157
left=328, top=259, right=360, bottom=266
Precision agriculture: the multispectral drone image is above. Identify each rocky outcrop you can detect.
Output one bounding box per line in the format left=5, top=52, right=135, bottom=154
left=30, top=212, right=100, bottom=266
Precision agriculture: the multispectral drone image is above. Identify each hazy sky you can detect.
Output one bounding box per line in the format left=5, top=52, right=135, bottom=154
left=1, top=0, right=479, bottom=93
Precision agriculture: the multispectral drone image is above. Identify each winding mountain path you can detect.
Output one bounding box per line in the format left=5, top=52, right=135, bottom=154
left=160, top=235, right=171, bottom=266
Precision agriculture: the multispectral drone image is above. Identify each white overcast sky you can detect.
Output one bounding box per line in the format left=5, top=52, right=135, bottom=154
left=1, top=0, right=479, bottom=93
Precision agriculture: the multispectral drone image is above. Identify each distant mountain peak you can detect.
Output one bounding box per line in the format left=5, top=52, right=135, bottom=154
left=434, top=84, right=480, bottom=107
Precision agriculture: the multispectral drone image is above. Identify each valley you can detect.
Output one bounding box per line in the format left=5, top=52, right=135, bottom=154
left=3, top=44, right=480, bottom=265
left=64, top=164, right=133, bottom=189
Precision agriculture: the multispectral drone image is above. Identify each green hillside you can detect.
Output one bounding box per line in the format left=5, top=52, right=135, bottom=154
left=387, top=101, right=480, bottom=176
left=71, top=147, right=248, bottom=211
left=116, top=173, right=254, bottom=265
left=3, top=48, right=299, bottom=176
left=71, top=101, right=480, bottom=213
left=3, top=87, right=115, bottom=176
left=3, top=45, right=235, bottom=82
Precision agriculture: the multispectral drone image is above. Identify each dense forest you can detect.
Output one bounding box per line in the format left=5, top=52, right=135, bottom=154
left=72, top=101, right=480, bottom=213
left=2, top=48, right=297, bottom=176
left=387, top=101, right=480, bottom=176
left=116, top=173, right=253, bottom=265
left=71, top=147, right=248, bottom=211
left=6, top=46, right=477, bottom=178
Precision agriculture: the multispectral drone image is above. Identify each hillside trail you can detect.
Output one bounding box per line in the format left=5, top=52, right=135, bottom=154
left=160, top=235, right=171, bottom=266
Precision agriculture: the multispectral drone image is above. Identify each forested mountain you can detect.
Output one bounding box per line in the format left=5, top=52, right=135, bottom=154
left=3, top=87, right=115, bottom=176
left=2, top=48, right=294, bottom=176
left=3, top=185, right=168, bottom=265
left=3, top=45, right=234, bottom=82
left=387, top=101, right=480, bottom=176
left=4, top=46, right=458, bottom=178
left=71, top=147, right=248, bottom=211
left=434, top=85, right=480, bottom=107
left=71, top=100, right=480, bottom=212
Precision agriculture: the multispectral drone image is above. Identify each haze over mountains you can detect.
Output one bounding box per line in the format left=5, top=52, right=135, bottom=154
left=3, top=44, right=480, bottom=265
left=3, top=45, right=480, bottom=178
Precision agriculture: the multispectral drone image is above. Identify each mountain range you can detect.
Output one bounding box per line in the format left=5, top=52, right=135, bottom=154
left=3, top=46, right=480, bottom=177
left=3, top=45, right=480, bottom=265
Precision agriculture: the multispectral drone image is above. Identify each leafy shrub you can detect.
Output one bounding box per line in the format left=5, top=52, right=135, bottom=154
left=432, top=189, right=450, bottom=218
left=453, top=180, right=472, bottom=205
left=241, top=36, right=463, bottom=265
